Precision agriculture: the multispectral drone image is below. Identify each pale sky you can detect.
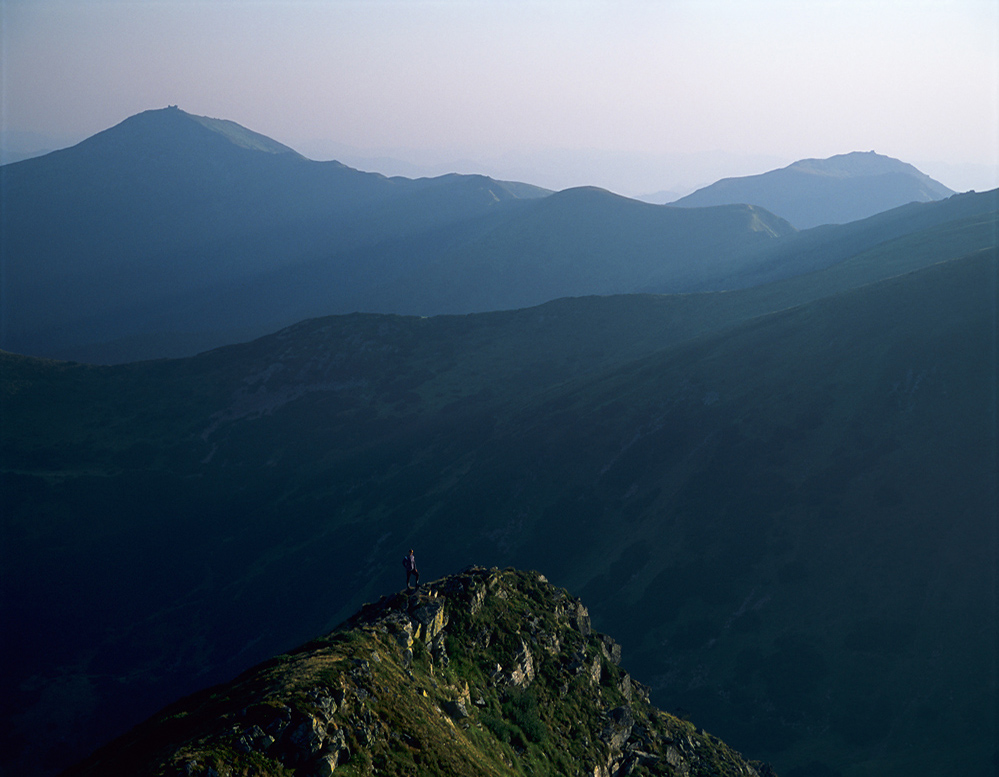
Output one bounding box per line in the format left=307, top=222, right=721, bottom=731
left=2, top=0, right=998, bottom=193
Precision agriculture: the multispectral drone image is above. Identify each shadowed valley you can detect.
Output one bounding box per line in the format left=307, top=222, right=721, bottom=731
left=2, top=235, right=996, bottom=776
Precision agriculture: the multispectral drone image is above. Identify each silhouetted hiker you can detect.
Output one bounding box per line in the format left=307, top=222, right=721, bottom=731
left=403, top=549, right=419, bottom=590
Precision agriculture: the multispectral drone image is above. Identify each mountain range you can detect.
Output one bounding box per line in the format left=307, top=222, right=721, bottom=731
left=1, top=107, right=996, bottom=777
left=2, top=185, right=996, bottom=776
left=0, top=107, right=549, bottom=362
left=671, top=151, right=955, bottom=229
left=0, top=108, right=961, bottom=365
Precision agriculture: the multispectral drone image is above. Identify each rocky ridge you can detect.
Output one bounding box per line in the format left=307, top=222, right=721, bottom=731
left=65, top=567, right=775, bottom=777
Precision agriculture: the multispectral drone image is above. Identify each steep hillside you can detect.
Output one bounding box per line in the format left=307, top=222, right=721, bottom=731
left=1, top=242, right=995, bottom=777
left=690, top=188, right=999, bottom=292
left=65, top=568, right=774, bottom=777
left=672, top=151, right=955, bottom=228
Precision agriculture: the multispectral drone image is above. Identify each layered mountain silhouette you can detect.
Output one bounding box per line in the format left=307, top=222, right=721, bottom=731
left=64, top=567, right=775, bottom=777
left=672, top=151, right=955, bottom=228
left=5, top=109, right=959, bottom=366
left=0, top=107, right=556, bottom=362
left=1, top=191, right=995, bottom=776
left=0, top=106, right=781, bottom=364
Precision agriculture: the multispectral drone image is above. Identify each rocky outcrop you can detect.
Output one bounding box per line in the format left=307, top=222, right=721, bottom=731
left=65, top=567, right=774, bottom=777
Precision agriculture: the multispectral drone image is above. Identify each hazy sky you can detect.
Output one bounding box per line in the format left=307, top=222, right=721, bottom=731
left=2, top=0, right=998, bottom=193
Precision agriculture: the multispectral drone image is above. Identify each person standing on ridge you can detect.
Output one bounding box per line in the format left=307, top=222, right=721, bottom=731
left=404, top=549, right=419, bottom=590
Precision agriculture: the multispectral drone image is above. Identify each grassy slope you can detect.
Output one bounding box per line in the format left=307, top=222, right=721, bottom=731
left=1, top=235, right=996, bottom=776
left=65, top=568, right=768, bottom=777
left=510, top=249, right=996, bottom=776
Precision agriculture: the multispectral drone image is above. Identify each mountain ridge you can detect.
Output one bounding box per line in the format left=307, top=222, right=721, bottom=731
left=63, top=567, right=775, bottom=777
left=1, top=108, right=804, bottom=363
left=672, top=150, right=956, bottom=228
left=74, top=106, right=308, bottom=159
left=2, top=109, right=981, bottom=365
left=0, top=108, right=552, bottom=360
left=788, top=150, right=949, bottom=181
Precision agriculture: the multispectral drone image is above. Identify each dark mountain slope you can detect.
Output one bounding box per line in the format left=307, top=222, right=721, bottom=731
left=2, top=243, right=995, bottom=777
left=38, top=170, right=990, bottom=367
left=380, top=188, right=791, bottom=313
left=65, top=568, right=773, bottom=777
left=691, top=187, right=999, bottom=292
left=672, top=151, right=955, bottom=228
left=499, top=249, right=996, bottom=775
left=174, top=188, right=794, bottom=339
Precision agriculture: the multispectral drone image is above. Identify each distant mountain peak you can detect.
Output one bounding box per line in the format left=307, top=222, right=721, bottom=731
left=672, top=151, right=956, bottom=228
left=786, top=150, right=927, bottom=179
left=75, top=105, right=305, bottom=159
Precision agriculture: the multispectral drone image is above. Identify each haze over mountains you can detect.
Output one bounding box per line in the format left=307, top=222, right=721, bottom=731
left=1, top=107, right=997, bottom=777
left=0, top=107, right=963, bottom=365
left=0, top=107, right=549, bottom=362
left=1, top=107, right=782, bottom=363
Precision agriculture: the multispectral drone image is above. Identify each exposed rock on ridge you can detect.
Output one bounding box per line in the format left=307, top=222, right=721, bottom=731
left=65, top=567, right=774, bottom=776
